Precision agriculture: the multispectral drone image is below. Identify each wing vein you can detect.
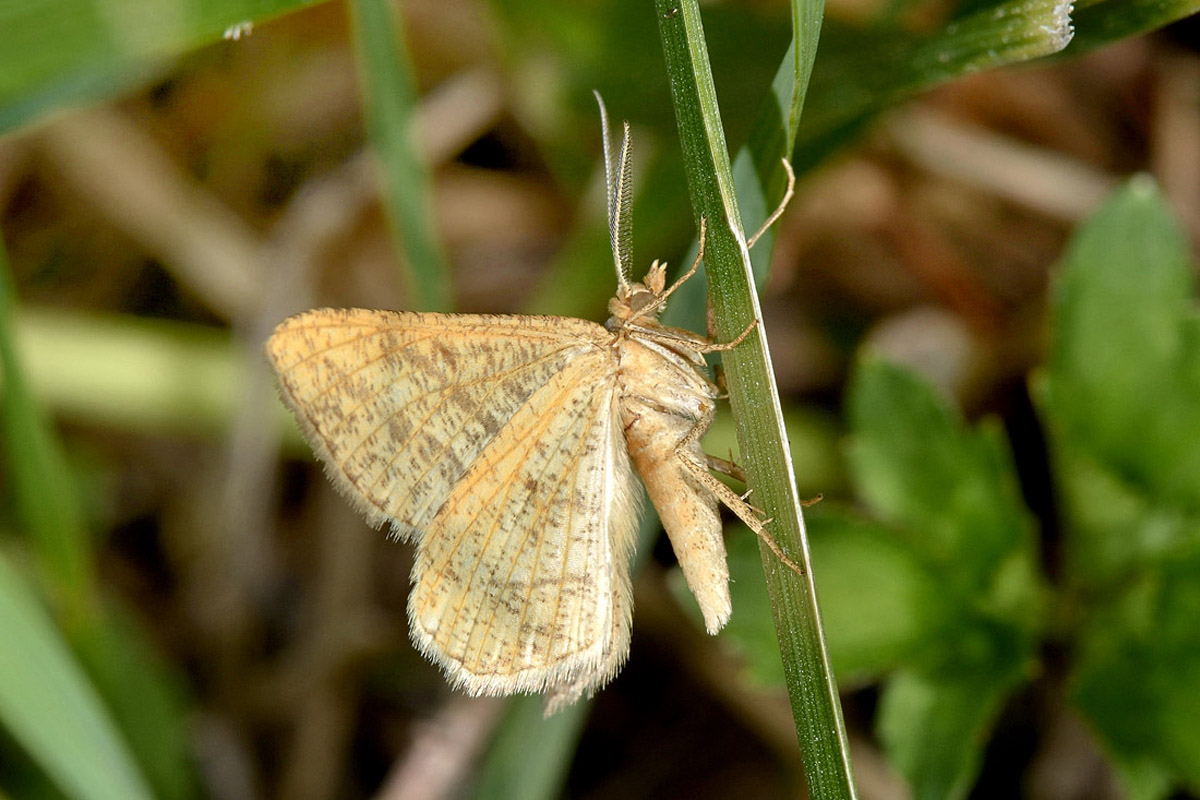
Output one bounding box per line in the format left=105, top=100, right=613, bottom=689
left=424, top=369, right=607, bottom=657
left=471, top=393, right=605, bottom=669
left=355, top=347, right=603, bottom=516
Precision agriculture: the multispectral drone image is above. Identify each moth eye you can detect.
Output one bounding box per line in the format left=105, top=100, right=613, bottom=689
left=629, top=290, right=656, bottom=312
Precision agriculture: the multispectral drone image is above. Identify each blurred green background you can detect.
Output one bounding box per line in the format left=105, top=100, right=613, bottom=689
left=2, top=0, right=1200, bottom=798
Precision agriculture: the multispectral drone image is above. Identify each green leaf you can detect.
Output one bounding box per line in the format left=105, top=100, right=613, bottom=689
left=877, top=669, right=1017, bottom=800
left=1042, top=177, right=1200, bottom=519
left=1039, top=178, right=1200, bottom=797
left=848, top=359, right=1041, bottom=610
left=0, top=0, right=313, bottom=133
left=808, top=511, right=948, bottom=680
left=724, top=509, right=948, bottom=686
left=1070, top=554, right=1200, bottom=789
left=845, top=359, right=1043, bottom=797
left=0, top=551, right=153, bottom=800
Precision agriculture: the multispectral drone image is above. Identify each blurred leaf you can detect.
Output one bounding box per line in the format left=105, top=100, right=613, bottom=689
left=796, top=0, right=1074, bottom=171
left=0, top=251, right=194, bottom=800
left=1069, top=0, right=1200, bottom=54
left=877, top=669, right=1016, bottom=800
left=846, top=359, right=1042, bottom=798
left=848, top=359, right=1041, bottom=610
left=0, top=551, right=153, bottom=800
left=470, top=696, right=589, bottom=800
left=348, top=0, right=452, bottom=311
left=808, top=511, right=948, bottom=680
left=1041, top=177, right=1200, bottom=525
left=1038, top=178, right=1200, bottom=797
left=1069, top=556, right=1200, bottom=790
left=0, top=0, right=314, bottom=133
left=724, top=509, right=947, bottom=687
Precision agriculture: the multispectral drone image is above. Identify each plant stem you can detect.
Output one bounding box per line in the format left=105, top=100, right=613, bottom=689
left=654, top=1, right=858, bottom=796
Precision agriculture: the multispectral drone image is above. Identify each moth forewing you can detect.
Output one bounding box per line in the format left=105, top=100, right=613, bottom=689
left=400, top=335, right=640, bottom=700
left=267, top=310, right=614, bottom=537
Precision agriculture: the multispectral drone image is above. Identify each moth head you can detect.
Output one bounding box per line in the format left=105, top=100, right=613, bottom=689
left=607, top=260, right=668, bottom=327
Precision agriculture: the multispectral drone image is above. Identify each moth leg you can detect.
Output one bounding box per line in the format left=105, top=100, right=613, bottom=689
left=704, top=453, right=768, bottom=517
left=712, top=365, right=729, bottom=398
left=706, top=453, right=745, bottom=483
left=695, top=318, right=758, bottom=354
left=657, top=216, right=707, bottom=304
left=675, top=408, right=806, bottom=577
left=746, top=158, right=796, bottom=249
left=629, top=218, right=710, bottom=328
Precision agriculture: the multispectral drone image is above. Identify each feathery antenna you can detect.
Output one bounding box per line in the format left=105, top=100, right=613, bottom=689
left=593, top=92, right=634, bottom=290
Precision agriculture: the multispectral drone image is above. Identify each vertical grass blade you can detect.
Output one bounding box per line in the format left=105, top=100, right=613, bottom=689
left=348, top=0, right=453, bottom=311
left=0, top=229, right=93, bottom=628
left=0, top=241, right=155, bottom=800
left=471, top=697, right=590, bottom=800
left=0, top=553, right=154, bottom=800
left=1, top=246, right=193, bottom=800
left=654, top=1, right=858, bottom=797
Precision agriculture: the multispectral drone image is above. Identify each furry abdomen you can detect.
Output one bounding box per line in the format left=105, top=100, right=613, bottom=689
left=616, top=336, right=731, bottom=633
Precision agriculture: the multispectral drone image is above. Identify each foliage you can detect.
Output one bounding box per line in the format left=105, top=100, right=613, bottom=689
left=1, top=0, right=1198, bottom=797
left=721, top=179, right=1200, bottom=799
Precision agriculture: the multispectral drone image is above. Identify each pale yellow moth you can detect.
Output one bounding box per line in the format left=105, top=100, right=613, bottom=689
left=266, top=97, right=795, bottom=712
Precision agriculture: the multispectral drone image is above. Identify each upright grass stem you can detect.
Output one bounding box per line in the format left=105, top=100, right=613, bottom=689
left=654, top=1, right=858, bottom=796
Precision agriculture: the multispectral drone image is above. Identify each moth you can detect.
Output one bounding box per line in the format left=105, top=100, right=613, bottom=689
left=266, top=97, right=795, bottom=712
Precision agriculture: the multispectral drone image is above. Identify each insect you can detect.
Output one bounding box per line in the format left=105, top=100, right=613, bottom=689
left=265, top=97, right=795, bottom=712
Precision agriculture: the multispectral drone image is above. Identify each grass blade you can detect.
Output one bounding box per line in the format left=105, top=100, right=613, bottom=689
left=0, top=552, right=154, bottom=800
left=0, top=239, right=93, bottom=625
left=654, top=1, right=857, bottom=797
left=470, top=697, right=590, bottom=800
left=1, top=244, right=193, bottom=800
left=348, top=0, right=453, bottom=311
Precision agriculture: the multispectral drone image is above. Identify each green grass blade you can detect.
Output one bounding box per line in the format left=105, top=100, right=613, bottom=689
left=654, top=2, right=857, bottom=797
left=666, top=0, right=824, bottom=334
left=1069, top=0, right=1200, bottom=54
left=348, top=0, right=453, bottom=311
left=796, top=0, right=1074, bottom=170
left=0, top=241, right=93, bottom=622
left=470, top=697, right=590, bottom=800
left=1, top=250, right=194, bottom=800
left=0, top=551, right=154, bottom=800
